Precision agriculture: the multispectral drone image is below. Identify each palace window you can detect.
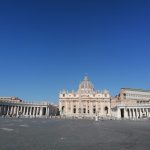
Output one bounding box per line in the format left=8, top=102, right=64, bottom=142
left=93, top=108, right=96, bottom=114
left=83, top=108, right=86, bottom=113
left=73, top=108, right=76, bottom=113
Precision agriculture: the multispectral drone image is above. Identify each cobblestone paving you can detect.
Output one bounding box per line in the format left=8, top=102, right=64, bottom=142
left=0, top=118, right=150, bottom=150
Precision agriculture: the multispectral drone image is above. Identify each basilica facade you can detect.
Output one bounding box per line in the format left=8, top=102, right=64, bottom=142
left=59, top=76, right=111, bottom=118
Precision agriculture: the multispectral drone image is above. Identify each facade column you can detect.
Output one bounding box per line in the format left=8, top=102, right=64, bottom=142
left=26, top=106, right=29, bottom=116
left=101, top=102, right=103, bottom=116
left=6, top=106, right=10, bottom=116
left=14, top=106, right=17, bottom=116
left=147, top=108, right=150, bottom=117
left=23, top=107, right=25, bottom=116
left=46, top=107, right=49, bottom=117
left=96, top=101, right=98, bottom=116
left=144, top=108, right=146, bottom=117
left=20, top=106, right=23, bottom=115
left=33, top=107, right=36, bottom=116
left=40, top=107, right=43, bottom=116
left=90, top=101, right=93, bottom=116
left=124, top=108, right=128, bottom=119
left=86, top=102, right=88, bottom=116
left=59, top=101, right=62, bottom=115
left=136, top=108, right=139, bottom=119
left=132, top=108, right=135, bottom=119
left=71, top=102, right=73, bottom=115
left=117, top=108, right=121, bottom=118
left=22, top=107, right=24, bottom=116
left=146, top=108, right=149, bottom=117
left=140, top=108, right=142, bottom=118
left=11, top=106, right=14, bottom=115
left=146, top=108, right=148, bottom=117
left=65, top=101, right=68, bottom=115
left=13, top=106, right=15, bottom=116
left=36, top=107, right=38, bottom=116
left=30, top=107, right=32, bottom=116
left=141, top=108, right=144, bottom=117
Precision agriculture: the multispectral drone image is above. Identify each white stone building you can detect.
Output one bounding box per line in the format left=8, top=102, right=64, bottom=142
left=59, top=76, right=111, bottom=118
left=112, top=88, right=150, bottom=119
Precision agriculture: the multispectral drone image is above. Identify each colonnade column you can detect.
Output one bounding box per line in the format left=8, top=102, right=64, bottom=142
left=124, top=108, right=128, bottom=119
left=146, top=109, right=149, bottom=117
left=40, top=107, right=42, bottom=116
left=37, top=107, right=40, bottom=116
left=46, top=107, right=49, bottom=117
left=136, top=108, right=139, bottom=119
left=65, top=101, right=68, bottom=115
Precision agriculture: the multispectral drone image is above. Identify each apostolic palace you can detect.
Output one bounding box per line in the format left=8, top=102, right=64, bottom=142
left=1, top=76, right=150, bottom=120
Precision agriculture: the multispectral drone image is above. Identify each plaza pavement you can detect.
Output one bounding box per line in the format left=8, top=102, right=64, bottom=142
left=0, top=118, right=150, bottom=150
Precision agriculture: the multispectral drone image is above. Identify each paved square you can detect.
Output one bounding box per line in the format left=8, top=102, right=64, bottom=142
left=0, top=118, right=150, bottom=150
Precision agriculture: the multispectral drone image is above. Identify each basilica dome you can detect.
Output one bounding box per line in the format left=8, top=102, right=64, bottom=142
left=78, top=76, right=94, bottom=93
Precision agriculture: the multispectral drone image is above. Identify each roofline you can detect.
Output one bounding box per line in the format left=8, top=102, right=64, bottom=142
left=121, top=88, right=150, bottom=92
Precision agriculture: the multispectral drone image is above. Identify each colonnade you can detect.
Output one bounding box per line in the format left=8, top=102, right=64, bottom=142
left=0, top=105, right=49, bottom=118
left=118, top=107, right=150, bottom=119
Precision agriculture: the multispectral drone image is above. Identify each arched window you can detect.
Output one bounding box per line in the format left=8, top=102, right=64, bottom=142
left=62, top=106, right=65, bottom=113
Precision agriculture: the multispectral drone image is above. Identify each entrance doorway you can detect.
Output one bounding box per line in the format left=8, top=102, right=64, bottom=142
left=120, top=109, right=124, bottom=118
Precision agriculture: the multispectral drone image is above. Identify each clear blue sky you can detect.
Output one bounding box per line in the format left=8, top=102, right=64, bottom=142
left=0, top=0, right=150, bottom=103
